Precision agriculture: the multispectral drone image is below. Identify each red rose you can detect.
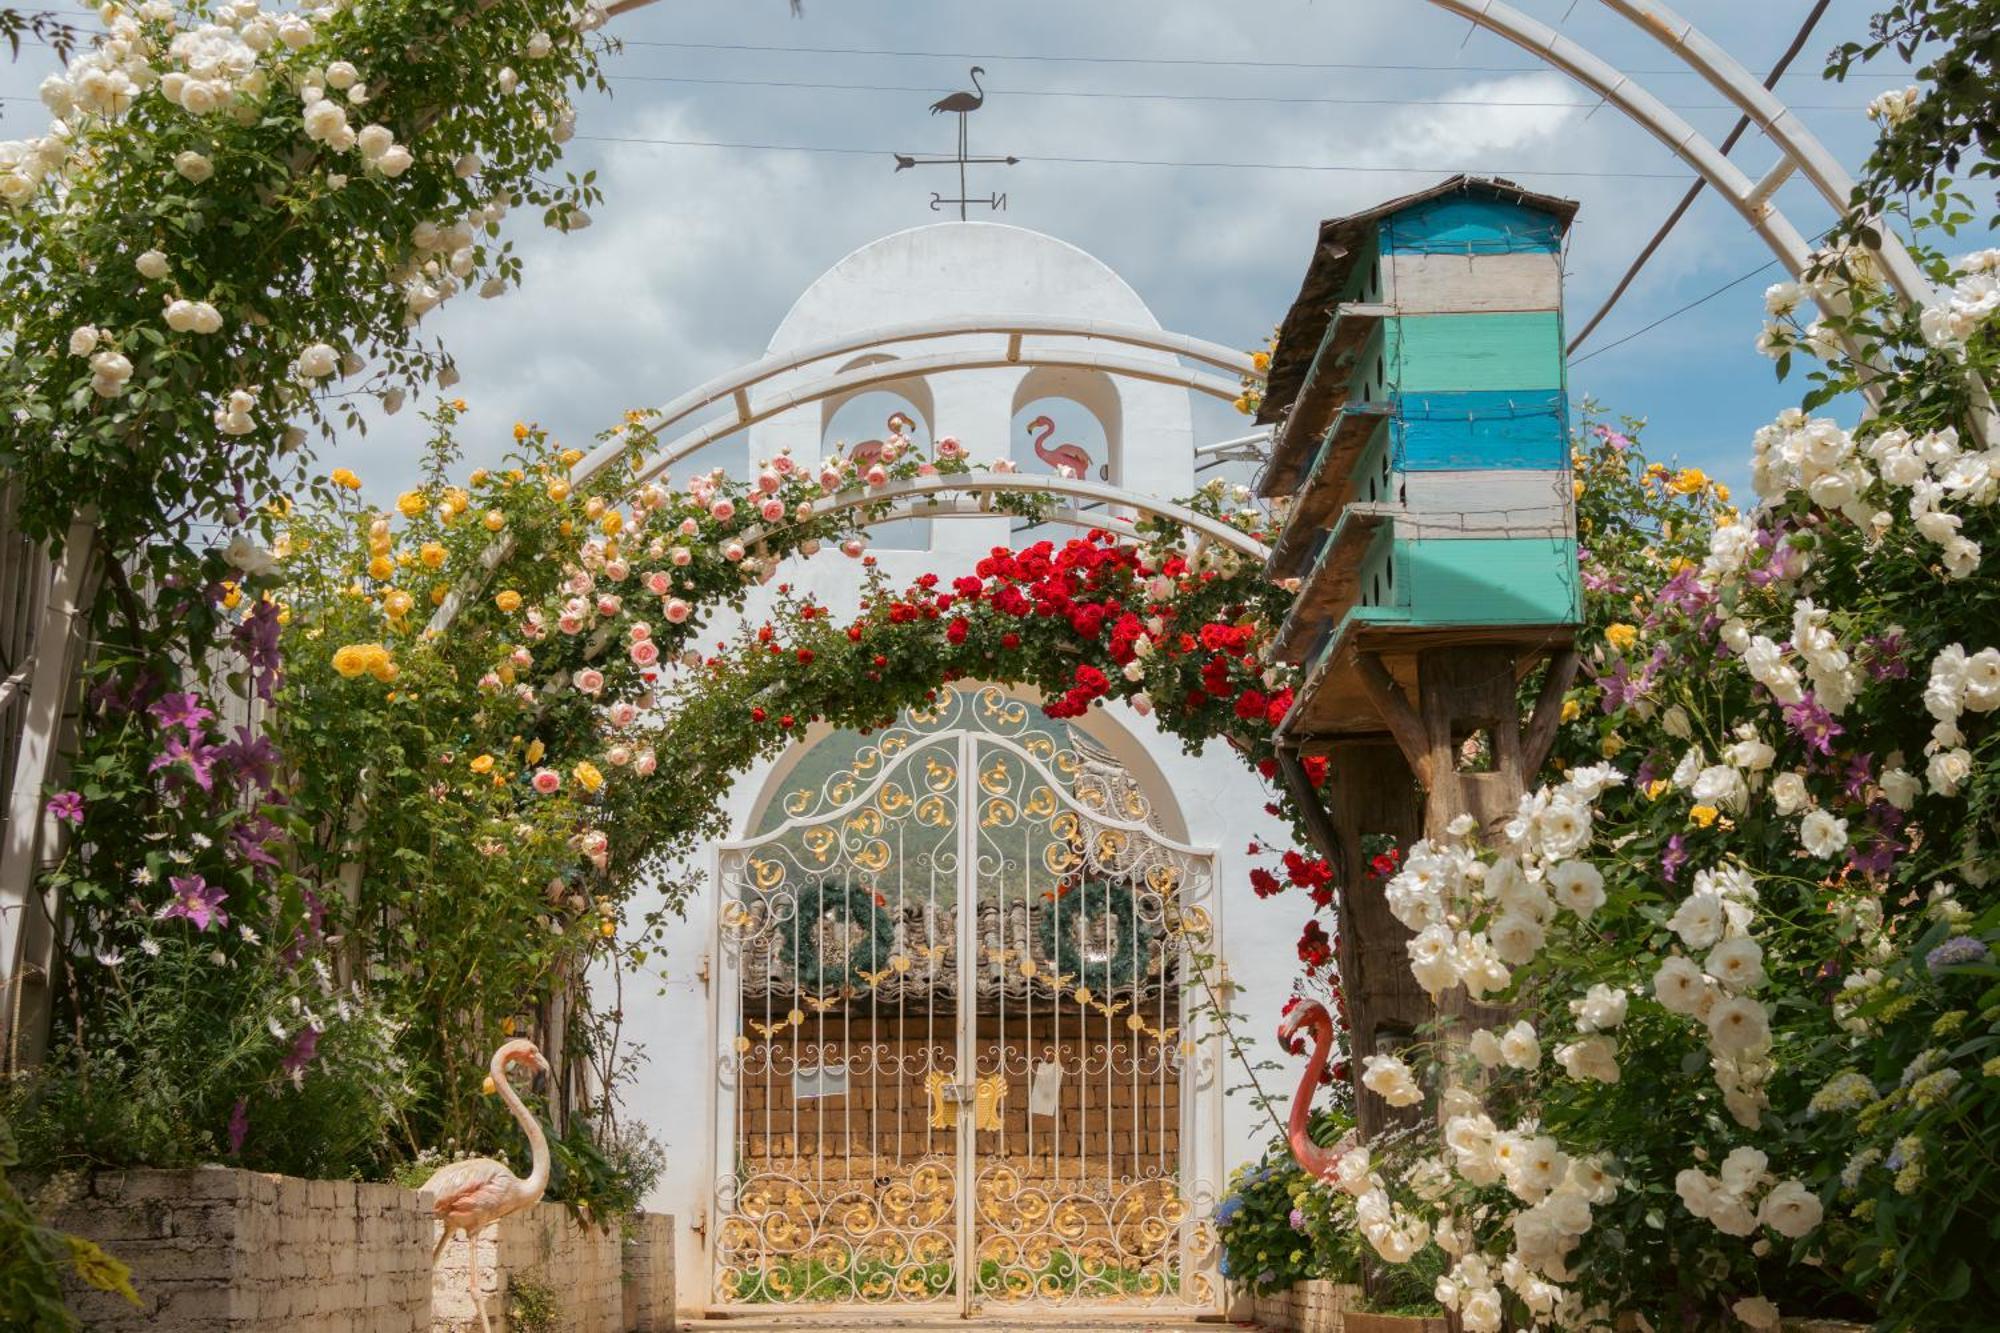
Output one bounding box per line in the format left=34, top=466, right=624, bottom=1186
left=797, top=648, right=814, bottom=665
left=1249, top=867, right=1282, bottom=899
left=847, top=625, right=863, bottom=641
left=1234, top=689, right=1267, bottom=721
left=946, top=617, right=969, bottom=645
left=1001, top=632, right=1020, bottom=650
left=750, top=707, right=767, bottom=723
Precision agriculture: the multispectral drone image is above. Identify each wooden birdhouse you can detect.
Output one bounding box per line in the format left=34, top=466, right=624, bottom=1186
left=1258, top=176, right=1582, bottom=747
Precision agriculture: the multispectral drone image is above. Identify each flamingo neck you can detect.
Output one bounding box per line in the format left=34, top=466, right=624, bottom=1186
left=1031, top=420, right=1054, bottom=457
left=970, top=69, right=984, bottom=99
left=492, top=1050, right=551, bottom=1198
left=1287, top=1009, right=1339, bottom=1180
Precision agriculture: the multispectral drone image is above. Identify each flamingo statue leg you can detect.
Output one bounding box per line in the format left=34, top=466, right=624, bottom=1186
left=468, top=1227, right=488, bottom=1333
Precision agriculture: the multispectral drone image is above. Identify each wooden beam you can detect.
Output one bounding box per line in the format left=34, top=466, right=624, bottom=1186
left=1353, top=652, right=1432, bottom=788
left=1521, top=646, right=1581, bottom=775
left=1275, top=743, right=1345, bottom=868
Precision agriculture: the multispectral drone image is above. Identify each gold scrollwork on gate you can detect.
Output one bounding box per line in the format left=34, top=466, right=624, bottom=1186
left=1024, top=785, right=1057, bottom=817
left=915, top=794, right=953, bottom=828
left=845, top=806, right=882, bottom=837
left=853, top=839, right=891, bottom=873
left=981, top=797, right=1017, bottom=828
left=877, top=782, right=912, bottom=814
left=801, top=827, right=836, bottom=863
left=748, top=858, right=786, bottom=891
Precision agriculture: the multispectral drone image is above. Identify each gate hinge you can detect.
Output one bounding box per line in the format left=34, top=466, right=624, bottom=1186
left=697, top=951, right=710, bottom=992
left=689, top=1204, right=706, bottom=1238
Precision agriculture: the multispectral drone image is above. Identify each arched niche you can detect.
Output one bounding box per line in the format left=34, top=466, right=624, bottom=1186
left=822, top=354, right=934, bottom=549
left=1008, top=367, right=1121, bottom=544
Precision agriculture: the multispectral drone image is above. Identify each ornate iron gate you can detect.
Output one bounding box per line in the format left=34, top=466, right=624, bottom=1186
left=709, top=688, right=1221, bottom=1316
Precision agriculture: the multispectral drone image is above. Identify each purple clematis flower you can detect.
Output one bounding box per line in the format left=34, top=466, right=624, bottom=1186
left=1782, top=694, right=1844, bottom=756
left=150, top=733, right=221, bottom=793
left=157, top=874, right=229, bottom=931
left=282, top=1027, right=321, bottom=1085
left=227, top=1098, right=250, bottom=1155
left=1662, top=834, right=1689, bottom=884
left=218, top=727, right=280, bottom=796
left=148, top=691, right=214, bottom=733
left=47, top=790, right=84, bottom=826
left=231, top=602, right=285, bottom=703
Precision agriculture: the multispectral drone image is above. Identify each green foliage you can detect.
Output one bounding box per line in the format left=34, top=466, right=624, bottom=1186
left=0, top=1119, right=138, bottom=1332
left=505, top=1274, right=559, bottom=1333
left=1216, top=1113, right=1364, bottom=1296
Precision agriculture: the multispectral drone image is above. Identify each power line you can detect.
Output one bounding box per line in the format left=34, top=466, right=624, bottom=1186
left=571, top=132, right=1692, bottom=179
left=600, top=69, right=1869, bottom=114
left=608, top=35, right=1911, bottom=79
left=1568, top=254, right=1784, bottom=366
left=1566, top=0, right=1832, bottom=353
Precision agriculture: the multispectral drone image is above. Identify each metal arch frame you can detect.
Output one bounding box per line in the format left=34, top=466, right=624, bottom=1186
left=569, top=317, right=1260, bottom=492
left=733, top=472, right=1272, bottom=564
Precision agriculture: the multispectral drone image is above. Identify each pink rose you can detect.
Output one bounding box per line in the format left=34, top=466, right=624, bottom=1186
left=631, top=639, right=660, bottom=666
left=994, top=458, right=1017, bottom=474
left=709, top=498, right=735, bottom=522
left=841, top=537, right=866, bottom=558
left=795, top=502, right=814, bottom=522
left=596, top=595, right=622, bottom=618
left=532, top=769, right=561, bottom=794
left=511, top=647, right=533, bottom=667
left=628, top=622, right=652, bottom=642
left=755, top=469, right=781, bottom=494
left=670, top=546, right=691, bottom=566
left=558, top=614, right=585, bottom=635
left=568, top=570, right=594, bottom=594
left=865, top=465, right=888, bottom=487
left=679, top=517, right=699, bottom=537
left=918, top=462, right=937, bottom=476
left=936, top=435, right=963, bottom=459
left=609, top=701, right=640, bottom=727
left=604, top=559, right=629, bottom=582
left=772, top=454, right=795, bottom=475
left=759, top=497, right=785, bottom=522
left=644, top=571, right=671, bottom=595
left=606, top=743, right=633, bottom=767
left=664, top=598, right=690, bottom=623
left=478, top=671, right=502, bottom=690
left=574, top=668, right=605, bottom=695
left=633, top=749, right=657, bottom=776
left=819, top=468, right=841, bottom=492
left=723, top=541, right=745, bottom=562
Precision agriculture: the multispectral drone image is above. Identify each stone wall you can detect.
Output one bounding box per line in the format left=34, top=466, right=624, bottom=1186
left=432, top=1202, right=673, bottom=1333
left=620, top=1213, right=675, bottom=1332
left=44, top=1164, right=432, bottom=1331
left=1250, top=1279, right=1365, bottom=1333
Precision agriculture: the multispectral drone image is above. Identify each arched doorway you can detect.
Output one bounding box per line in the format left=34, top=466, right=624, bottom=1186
left=707, top=686, right=1222, bottom=1316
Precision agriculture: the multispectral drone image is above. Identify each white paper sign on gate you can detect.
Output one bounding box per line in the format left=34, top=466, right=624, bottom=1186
left=793, top=1063, right=850, bottom=1100
left=1029, top=1058, right=1063, bottom=1116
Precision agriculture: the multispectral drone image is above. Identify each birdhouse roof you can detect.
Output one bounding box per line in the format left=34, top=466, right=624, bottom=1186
left=1257, top=176, right=1579, bottom=426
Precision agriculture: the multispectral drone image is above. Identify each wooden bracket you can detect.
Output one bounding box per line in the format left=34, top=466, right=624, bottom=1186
left=1274, top=743, right=1345, bottom=870
left=1521, top=647, right=1582, bottom=776
left=1353, top=653, right=1432, bottom=788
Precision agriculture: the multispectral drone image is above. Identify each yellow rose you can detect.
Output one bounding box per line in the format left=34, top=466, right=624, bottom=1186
left=419, top=541, right=447, bottom=570
left=367, top=554, right=394, bottom=581
left=383, top=589, right=415, bottom=620
left=560, top=448, right=584, bottom=468
left=494, top=589, right=523, bottom=613
left=330, top=468, right=362, bottom=490
left=1251, top=350, right=1271, bottom=371
left=445, top=489, right=470, bottom=515
left=1604, top=622, right=1639, bottom=652
left=482, top=1074, right=497, bottom=1095
left=1713, top=482, right=1731, bottom=503
left=470, top=469, right=490, bottom=487
left=332, top=644, right=371, bottom=678
left=501, top=1016, right=516, bottom=1036
left=506, top=469, right=525, bottom=484
left=451, top=397, right=468, bottom=411
left=1559, top=697, right=1581, bottom=723
left=584, top=496, right=606, bottom=519
left=220, top=582, right=242, bottom=610
left=1670, top=467, right=1707, bottom=495
left=1645, top=778, right=1671, bottom=800
left=573, top=760, right=605, bottom=793
left=547, top=478, right=572, bottom=503
left=396, top=489, right=426, bottom=518
left=598, top=918, right=615, bottom=938
left=470, top=754, right=495, bottom=774
left=513, top=422, right=530, bottom=442
left=483, top=510, right=507, bottom=532
left=599, top=510, right=623, bottom=536
left=430, top=586, right=446, bottom=605
left=525, top=739, right=545, bottom=765
left=1572, top=479, right=1585, bottom=500
left=369, top=657, right=398, bottom=684
left=1232, top=395, right=1251, bottom=415
left=1690, top=804, right=1720, bottom=828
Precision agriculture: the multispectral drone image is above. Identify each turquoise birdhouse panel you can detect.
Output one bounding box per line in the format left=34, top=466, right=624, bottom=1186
left=1384, top=313, right=1565, bottom=394
left=1394, top=390, right=1568, bottom=472
left=1377, top=196, right=1565, bottom=256
left=1399, top=536, right=1581, bottom=626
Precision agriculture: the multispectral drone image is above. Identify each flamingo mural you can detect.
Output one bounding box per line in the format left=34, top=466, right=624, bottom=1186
left=1276, top=999, right=1351, bottom=1182
left=1026, top=413, right=1101, bottom=479
left=850, top=411, right=917, bottom=469
left=423, top=1038, right=553, bottom=1333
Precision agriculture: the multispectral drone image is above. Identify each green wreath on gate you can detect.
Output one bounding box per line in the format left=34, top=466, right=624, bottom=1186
left=1037, top=877, right=1155, bottom=993
left=780, top=880, right=897, bottom=993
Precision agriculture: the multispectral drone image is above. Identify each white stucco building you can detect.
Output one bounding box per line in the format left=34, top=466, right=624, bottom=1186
left=619, top=222, right=1299, bottom=1319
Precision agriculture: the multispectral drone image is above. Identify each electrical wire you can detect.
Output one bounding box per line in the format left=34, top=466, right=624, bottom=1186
left=1564, top=0, right=1833, bottom=354
left=1568, top=253, right=1785, bottom=366
left=572, top=132, right=1692, bottom=180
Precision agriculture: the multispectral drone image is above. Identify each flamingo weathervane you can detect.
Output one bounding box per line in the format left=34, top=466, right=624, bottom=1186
left=893, top=65, right=1017, bottom=219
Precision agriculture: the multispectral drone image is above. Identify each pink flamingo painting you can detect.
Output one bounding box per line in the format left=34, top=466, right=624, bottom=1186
left=850, top=411, right=916, bottom=469
left=423, top=1038, right=552, bottom=1333
left=1276, top=1000, right=1351, bottom=1181
left=1026, top=414, right=1101, bottom=479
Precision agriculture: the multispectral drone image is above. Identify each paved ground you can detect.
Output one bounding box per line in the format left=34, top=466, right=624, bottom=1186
left=675, top=1320, right=1258, bottom=1331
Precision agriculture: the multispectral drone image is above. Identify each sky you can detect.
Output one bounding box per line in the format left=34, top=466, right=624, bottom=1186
left=3, top=1, right=1939, bottom=503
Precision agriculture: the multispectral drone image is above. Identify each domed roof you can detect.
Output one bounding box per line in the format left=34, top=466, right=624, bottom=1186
left=767, top=222, right=1163, bottom=353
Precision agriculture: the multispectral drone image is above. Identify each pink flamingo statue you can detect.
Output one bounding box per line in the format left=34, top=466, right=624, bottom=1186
left=1027, top=414, right=1098, bottom=479
left=423, top=1038, right=552, bottom=1333
left=850, top=411, right=915, bottom=469
left=1276, top=1000, right=1350, bottom=1181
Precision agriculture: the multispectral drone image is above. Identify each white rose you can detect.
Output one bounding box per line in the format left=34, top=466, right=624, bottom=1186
left=1706, top=995, right=1772, bottom=1056
left=135, top=248, right=169, bottom=279
left=1705, top=936, right=1766, bottom=992
left=1757, top=1179, right=1823, bottom=1238
left=1769, top=770, right=1810, bottom=815
left=67, top=325, right=99, bottom=356
left=174, top=150, right=213, bottom=183
left=1547, top=860, right=1606, bottom=918
left=1498, top=1019, right=1540, bottom=1070
left=88, top=349, right=132, bottom=384
left=189, top=301, right=222, bottom=334
left=526, top=30, right=553, bottom=57
left=1718, top=1146, right=1770, bottom=1196
left=325, top=61, right=359, bottom=90
left=1572, top=983, right=1627, bottom=1031
left=180, top=80, right=219, bottom=115
left=303, top=98, right=347, bottom=143
left=1668, top=892, right=1726, bottom=949
left=1733, top=1295, right=1781, bottom=1330
left=1928, top=746, right=1973, bottom=796
left=1879, top=766, right=1922, bottom=809
left=1555, top=1035, right=1620, bottom=1083
left=1488, top=912, right=1545, bottom=966
left=1468, top=1028, right=1504, bottom=1068
left=1799, top=808, right=1849, bottom=859
left=296, top=342, right=339, bottom=378
left=1653, top=955, right=1708, bottom=1015
left=356, top=123, right=394, bottom=160
left=1360, top=1054, right=1423, bottom=1108
left=1692, top=764, right=1749, bottom=811
left=374, top=144, right=414, bottom=177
